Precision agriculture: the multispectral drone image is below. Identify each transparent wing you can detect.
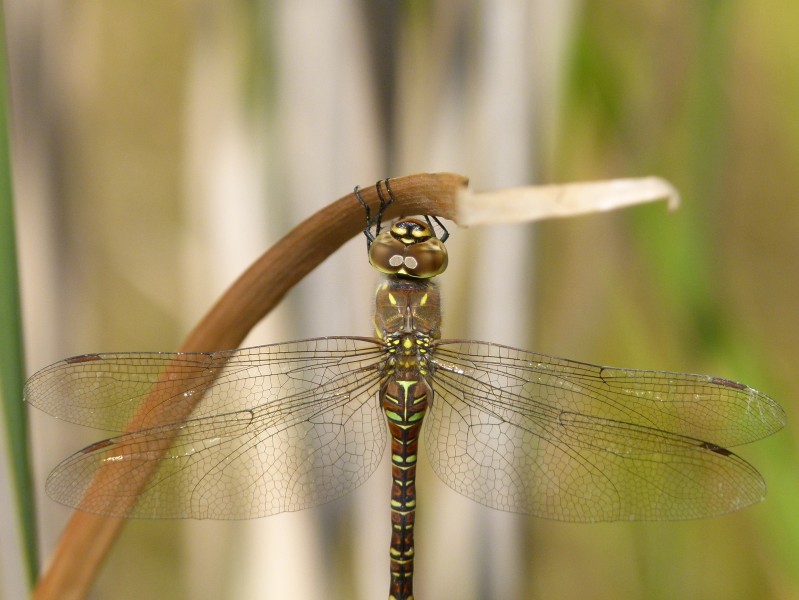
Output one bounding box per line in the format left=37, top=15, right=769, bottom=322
left=26, top=337, right=388, bottom=519
left=426, top=340, right=785, bottom=522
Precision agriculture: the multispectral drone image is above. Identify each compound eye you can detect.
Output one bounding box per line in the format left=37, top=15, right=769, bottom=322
left=400, top=238, right=447, bottom=278
left=369, top=234, right=406, bottom=274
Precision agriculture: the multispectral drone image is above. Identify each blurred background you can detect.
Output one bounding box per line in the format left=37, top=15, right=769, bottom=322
left=3, top=1, right=797, bottom=599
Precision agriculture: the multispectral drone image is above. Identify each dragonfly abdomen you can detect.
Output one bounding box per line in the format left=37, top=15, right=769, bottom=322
left=382, top=373, right=431, bottom=600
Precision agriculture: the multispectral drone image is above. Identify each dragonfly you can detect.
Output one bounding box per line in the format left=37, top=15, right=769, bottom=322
left=26, top=179, right=785, bottom=600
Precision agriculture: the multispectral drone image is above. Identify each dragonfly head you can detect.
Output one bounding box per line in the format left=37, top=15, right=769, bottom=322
left=368, top=218, right=448, bottom=279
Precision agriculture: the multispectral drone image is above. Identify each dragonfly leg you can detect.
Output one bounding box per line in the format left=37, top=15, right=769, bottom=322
left=354, top=184, right=376, bottom=246
left=355, top=178, right=396, bottom=247
left=424, top=214, right=449, bottom=243
left=375, top=178, right=396, bottom=237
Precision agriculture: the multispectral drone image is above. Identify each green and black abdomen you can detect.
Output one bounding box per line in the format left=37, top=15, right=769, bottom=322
left=382, top=372, right=431, bottom=600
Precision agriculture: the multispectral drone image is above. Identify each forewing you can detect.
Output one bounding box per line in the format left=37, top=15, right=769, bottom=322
left=425, top=340, right=784, bottom=522
left=25, top=337, right=384, bottom=430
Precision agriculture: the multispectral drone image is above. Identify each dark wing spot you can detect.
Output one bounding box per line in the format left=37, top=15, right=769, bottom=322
left=81, top=439, right=115, bottom=454
left=66, top=354, right=102, bottom=364
left=710, top=376, right=747, bottom=391
left=700, top=441, right=733, bottom=456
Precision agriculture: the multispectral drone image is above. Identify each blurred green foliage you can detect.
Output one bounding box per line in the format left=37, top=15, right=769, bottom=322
left=536, top=2, right=797, bottom=598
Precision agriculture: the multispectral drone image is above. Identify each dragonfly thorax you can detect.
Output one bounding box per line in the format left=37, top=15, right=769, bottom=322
left=374, top=278, right=442, bottom=340
left=384, top=332, right=433, bottom=374
left=375, top=278, right=440, bottom=383
left=369, top=218, right=448, bottom=279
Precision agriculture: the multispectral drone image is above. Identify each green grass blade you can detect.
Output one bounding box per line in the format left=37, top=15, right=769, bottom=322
left=0, top=2, right=39, bottom=589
